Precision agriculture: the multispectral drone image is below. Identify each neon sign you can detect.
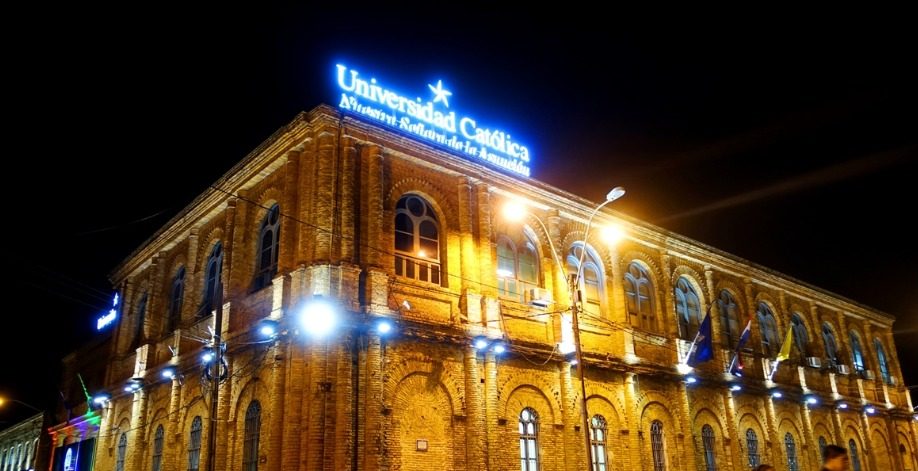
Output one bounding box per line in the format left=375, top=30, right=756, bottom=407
left=336, top=64, right=531, bottom=177
left=96, top=293, right=118, bottom=330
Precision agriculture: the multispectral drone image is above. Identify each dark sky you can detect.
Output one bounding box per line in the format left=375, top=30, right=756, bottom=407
left=3, top=8, right=916, bottom=424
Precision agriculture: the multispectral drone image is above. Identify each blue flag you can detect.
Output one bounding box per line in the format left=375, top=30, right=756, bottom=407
left=729, top=319, right=752, bottom=376
left=688, top=312, right=713, bottom=366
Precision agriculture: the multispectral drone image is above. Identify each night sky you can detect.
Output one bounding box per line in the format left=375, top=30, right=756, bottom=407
left=3, top=8, right=916, bottom=424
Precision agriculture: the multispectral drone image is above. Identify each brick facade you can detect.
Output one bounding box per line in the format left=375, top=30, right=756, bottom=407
left=92, top=105, right=918, bottom=471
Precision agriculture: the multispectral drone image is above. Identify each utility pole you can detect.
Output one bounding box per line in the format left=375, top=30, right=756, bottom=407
left=570, top=274, right=594, bottom=470
left=206, top=282, right=224, bottom=471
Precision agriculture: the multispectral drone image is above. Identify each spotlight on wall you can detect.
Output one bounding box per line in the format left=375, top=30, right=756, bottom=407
left=685, top=376, right=698, bottom=384
left=729, top=384, right=742, bottom=392
left=864, top=406, right=876, bottom=415
left=162, top=367, right=178, bottom=380
left=92, top=392, right=111, bottom=406
left=805, top=395, right=819, bottom=405
left=837, top=402, right=849, bottom=410
left=201, top=346, right=215, bottom=364
left=472, top=336, right=489, bottom=350
left=771, top=390, right=783, bottom=399
left=256, top=319, right=280, bottom=338
left=676, top=363, right=694, bottom=375
left=124, top=378, right=143, bottom=393
left=299, top=296, right=337, bottom=337
left=492, top=342, right=507, bottom=354
left=376, top=320, right=394, bottom=335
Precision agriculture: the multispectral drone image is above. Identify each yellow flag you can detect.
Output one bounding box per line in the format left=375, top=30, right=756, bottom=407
left=775, top=324, right=794, bottom=362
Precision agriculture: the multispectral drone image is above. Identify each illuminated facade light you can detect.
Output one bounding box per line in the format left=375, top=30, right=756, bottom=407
left=676, top=363, right=694, bottom=375
left=502, top=200, right=526, bottom=222
left=865, top=406, right=876, bottom=414
left=473, top=336, right=489, bottom=350
left=92, top=393, right=110, bottom=405
left=771, top=391, right=783, bottom=399
left=256, top=319, right=280, bottom=338
left=838, top=402, right=849, bottom=410
left=201, top=347, right=214, bottom=364
left=162, top=367, right=177, bottom=380
left=299, top=297, right=337, bottom=337
left=600, top=224, right=625, bottom=245
left=730, top=384, right=742, bottom=392
left=805, top=395, right=819, bottom=405
left=376, top=320, right=393, bottom=335
left=685, top=376, right=698, bottom=384
left=559, top=341, right=576, bottom=355
left=492, top=343, right=506, bottom=354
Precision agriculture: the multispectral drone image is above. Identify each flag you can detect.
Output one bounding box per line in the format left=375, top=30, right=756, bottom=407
left=775, top=324, right=794, bottom=363
left=729, top=320, right=752, bottom=376
left=687, top=312, right=713, bottom=367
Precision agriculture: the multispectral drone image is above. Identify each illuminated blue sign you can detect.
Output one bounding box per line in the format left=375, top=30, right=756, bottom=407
left=97, top=293, right=118, bottom=330
left=336, top=64, right=531, bottom=177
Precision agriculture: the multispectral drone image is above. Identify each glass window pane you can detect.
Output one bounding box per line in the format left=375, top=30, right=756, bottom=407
left=419, top=220, right=438, bottom=239
left=395, top=232, right=412, bottom=252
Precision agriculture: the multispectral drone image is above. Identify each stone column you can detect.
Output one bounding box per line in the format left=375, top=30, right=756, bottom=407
left=296, top=137, right=317, bottom=265
left=165, top=374, right=182, bottom=470
left=659, top=252, right=678, bottom=340
left=475, top=184, right=495, bottom=298
left=279, top=149, right=301, bottom=274
left=723, top=391, right=742, bottom=471
left=802, top=403, right=820, bottom=471
left=337, top=136, right=358, bottom=263
left=485, top=352, right=499, bottom=471
left=125, top=388, right=148, bottom=471
left=313, top=131, right=337, bottom=263
left=764, top=396, right=781, bottom=465
left=608, top=246, right=633, bottom=357
left=674, top=382, right=693, bottom=471
left=464, top=346, right=485, bottom=470
left=281, top=341, right=306, bottom=471
left=622, top=373, right=639, bottom=471
left=363, top=332, right=383, bottom=470
left=362, top=145, right=385, bottom=269
left=559, top=361, right=585, bottom=470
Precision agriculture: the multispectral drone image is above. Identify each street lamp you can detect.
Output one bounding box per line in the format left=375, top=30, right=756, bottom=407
left=0, top=396, right=43, bottom=414
left=503, top=186, right=626, bottom=470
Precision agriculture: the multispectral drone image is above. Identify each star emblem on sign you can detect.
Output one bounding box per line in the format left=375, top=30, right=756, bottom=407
left=428, top=80, right=452, bottom=108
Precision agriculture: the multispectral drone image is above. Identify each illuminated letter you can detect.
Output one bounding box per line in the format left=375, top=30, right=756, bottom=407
left=460, top=117, right=477, bottom=139
left=337, top=64, right=357, bottom=92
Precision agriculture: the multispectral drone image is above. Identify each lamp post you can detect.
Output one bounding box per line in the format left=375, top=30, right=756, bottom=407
left=503, top=186, right=625, bottom=470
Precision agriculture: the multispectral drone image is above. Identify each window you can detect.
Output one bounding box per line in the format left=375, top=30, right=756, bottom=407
left=790, top=313, right=809, bottom=358
left=818, top=436, right=827, bottom=459
left=131, top=293, right=148, bottom=349
left=849, top=331, right=865, bottom=372
left=822, top=323, right=839, bottom=366
left=675, top=277, right=701, bottom=340
left=848, top=440, right=862, bottom=471
left=567, top=243, right=604, bottom=316
left=718, top=291, right=740, bottom=348
left=590, top=415, right=608, bottom=471
left=519, top=407, right=539, bottom=471
left=756, top=303, right=779, bottom=356
left=496, top=234, right=539, bottom=302
left=168, top=267, right=186, bottom=332
left=875, top=338, right=891, bottom=384
left=745, top=429, right=760, bottom=468
left=702, top=425, right=716, bottom=471
left=152, top=425, right=164, bottom=471
left=201, top=242, right=223, bottom=316
left=188, top=416, right=203, bottom=471
left=650, top=420, right=665, bottom=471
left=394, top=195, right=441, bottom=284
left=253, top=204, right=281, bottom=291
left=242, top=401, right=261, bottom=471
left=115, top=432, right=127, bottom=471
left=784, top=433, right=798, bottom=471
left=624, top=262, right=655, bottom=330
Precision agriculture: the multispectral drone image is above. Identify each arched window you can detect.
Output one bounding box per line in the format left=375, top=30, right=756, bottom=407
left=590, top=415, right=608, bottom=471
left=650, top=420, right=666, bottom=471
left=496, top=234, right=540, bottom=302
left=822, top=323, right=839, bottom=366
left=115, top=432, right=127, bottom=471
left=394, top=195, right=441, bottom=284
left=848, top=439, right=862, bottom=471
left=519, top=407, right=539, bottom=471
left=242, top=401, right=261, bottom=471
left=756, top=303, right=779, bottom=356
left=849, top=331, right=865, bottom=372
left=131, top=293, right=148, bottom=349
left=818, top=436, right=827, bottom=458
left=567, top=243, right=604, bottom=316
left=201, top=242, right=223, bottom=316
left=152, top=425, right=164, bottom=471
left=188, top=416, right=203, bottom=471
left=784, top=433, right=799, bottom=471
left=875, top=338, right=891, bottom=384
left=718, top=290, right=740, bottom=348
left=790, top=313, right=809, bottom=358
left=701, top=425, right=716, bottom=471
left=624, top=262, right=655, bottom=330
left=168, top=267, right=185, bottom=332
left=675, top=277, right=701, bottom=340
left=745, top=429, right=760, bottom=468
left=253, top=204, right=281, bottom=291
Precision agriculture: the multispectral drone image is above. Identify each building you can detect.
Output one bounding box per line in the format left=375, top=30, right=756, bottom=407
left=46, top=332, right=112, bottom=471
left=91, top=80, right=917, bottom=471
left=0, top=413, right=43, bottom=471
